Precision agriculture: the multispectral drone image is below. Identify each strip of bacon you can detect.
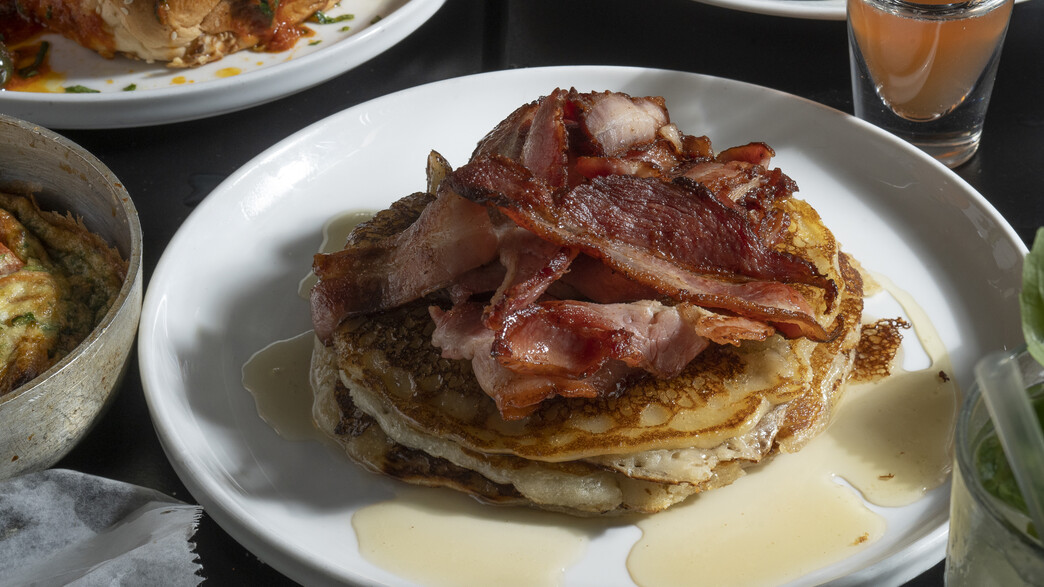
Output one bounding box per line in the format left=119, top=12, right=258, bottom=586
left=311, top=191, right=498, bottom=342
left=482, top=224, right=578, bottom=330
left=573, top=138, right=688, bottom=180
left=716, top=142, right=775, bottom=166
left=472, top=100, right=538, bottom=161
left=521, top=87, right=569, bottom=189
left=446, top=262, right=506, bottom=305
left=553, top=254, right=660, bottom=304
left=474, top=353, right=637, bottom=420
left=573, top=90, right=670, bottom=156
left=493, top=301, right=694, bottom=379
left=492, top=300, right=767, bottom=379
left=673, top=158, right=797, bottom=215
left=430, top=299, right=773, bottom=419
left=430, top=302, right=639, bottom=420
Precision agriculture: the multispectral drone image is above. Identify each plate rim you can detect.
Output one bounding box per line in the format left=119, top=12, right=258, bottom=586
left=689, top=0, right=1030, bottom=21
left=692, top=0, right=848, bottom=20
left=139, top=64, right=1028, bottom=586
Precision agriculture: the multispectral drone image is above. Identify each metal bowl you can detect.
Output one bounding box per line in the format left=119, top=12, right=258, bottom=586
left=0, top=115, right=143, bottom=479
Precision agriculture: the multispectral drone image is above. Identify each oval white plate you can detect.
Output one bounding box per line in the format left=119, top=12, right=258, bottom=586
left=0, top=0, right=443, bottom=129
left=139, top=65, right=1027, bottom=586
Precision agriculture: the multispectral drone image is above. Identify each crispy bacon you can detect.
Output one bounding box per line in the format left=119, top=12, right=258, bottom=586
left=493, top=300, right=710, bottom=380
left=472, top=101, right=538, bottom=161
left=493, top=300, right=776, bottom=379
left=313, top=88, right=844, bottom=419
left=573, top=138, right=687, bottom=180
left=573, top=91, right=669, bottom=156
left=521, top=87, right=570, bottom=189
left=553, top=254, right=660, bottom=304
left=445, top=157, right=837, bottom=341
left=716, top=142, right=775, bottom=166
left=311, top=191, right=498, bottom=342
left=431, top=299, right=773, bottom=419
left=431, top=302, right=642, bottom=419
left=483, top=225, right=578, bottom=330
left=446, top=262, right=506, bottom=305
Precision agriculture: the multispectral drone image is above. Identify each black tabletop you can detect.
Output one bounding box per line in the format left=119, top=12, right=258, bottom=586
left=48, top=0, right=1044, bottom=584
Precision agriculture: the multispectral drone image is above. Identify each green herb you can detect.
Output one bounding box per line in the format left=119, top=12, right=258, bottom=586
left=122, top=83, right=137, bottom=91
left=976, top=387, right=1044, bottom=538
left=258, top=0, right=279, bottom=18
left=309, top=40, right=321, bottom=46
left=17, top=41, right=49, bottom=79
left=1022, top=227, right=1044, bottom=367
left=370, top=14, right=383, bottom=24
left=311, top=11, right=354, bottom=24
left=973, top=226, right=1044, bottom=540
left=10, top=313, right=36, bottom=327
left=339, top=25, right=351, bottom=32
left=64, top=85, right=100, bottom=93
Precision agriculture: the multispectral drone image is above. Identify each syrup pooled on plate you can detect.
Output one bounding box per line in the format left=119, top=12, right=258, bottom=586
left=628, top=276, right=957, bottom=586
left=245, top=210, right=374, bottom=443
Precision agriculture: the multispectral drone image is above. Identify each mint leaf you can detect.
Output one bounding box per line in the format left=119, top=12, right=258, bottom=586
left=1022, top=227, right=1044, bottom=367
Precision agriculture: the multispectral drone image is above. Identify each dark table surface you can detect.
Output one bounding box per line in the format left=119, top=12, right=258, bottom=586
left=40, top=0, right=1044, bottom=584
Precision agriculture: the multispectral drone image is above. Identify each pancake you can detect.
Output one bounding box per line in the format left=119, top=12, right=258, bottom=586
left=314, top=339, right=741, bottom=515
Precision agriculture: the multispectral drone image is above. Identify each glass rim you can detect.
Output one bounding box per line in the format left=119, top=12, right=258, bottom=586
left=955, top=345, right=1044, bottom=555
left=857, top=0, right=1012, bottom=18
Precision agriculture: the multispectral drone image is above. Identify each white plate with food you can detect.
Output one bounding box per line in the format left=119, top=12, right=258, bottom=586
left=0, top=0, right=443, bottom=129
left=139, top=65, right=1027, bottom=586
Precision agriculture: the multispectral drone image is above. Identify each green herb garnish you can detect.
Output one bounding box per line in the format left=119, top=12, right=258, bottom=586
left=257, top=0, right=279, bottom=18
left=10, top=313, right=36, bottom=327
left=1022, top=227, right=1044, bottom=367
left=311, top=10, right=354, bottom=24
left=976, top=226, right=1044, bottom=540
left=976, top=385, right=1044, bottom=538
left=122, top=83, right=137, bottom=91
left=64, top=85, right=100, bottom=93
left=17, top=41, right=49, bottom=79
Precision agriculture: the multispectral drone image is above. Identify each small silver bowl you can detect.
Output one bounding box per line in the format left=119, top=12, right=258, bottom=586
left=0, top=115, right=143, bottom=480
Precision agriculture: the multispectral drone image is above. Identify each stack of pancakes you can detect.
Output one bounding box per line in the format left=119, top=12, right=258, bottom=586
left=309, top=161, right=864, bottom=516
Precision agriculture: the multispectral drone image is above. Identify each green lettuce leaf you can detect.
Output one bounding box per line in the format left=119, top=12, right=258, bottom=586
left=1023, top=227, right=1044, bottom=367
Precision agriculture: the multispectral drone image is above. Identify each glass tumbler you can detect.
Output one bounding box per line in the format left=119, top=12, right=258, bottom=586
left=847, top=0, right=1013, bottom=168
left=946, top=347, right=1044, bottom=585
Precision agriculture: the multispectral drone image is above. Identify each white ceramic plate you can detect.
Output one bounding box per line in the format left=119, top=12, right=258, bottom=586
left=139, top=65, right=1027, bottom=586
left=0, top=0, right=443, bottom=129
